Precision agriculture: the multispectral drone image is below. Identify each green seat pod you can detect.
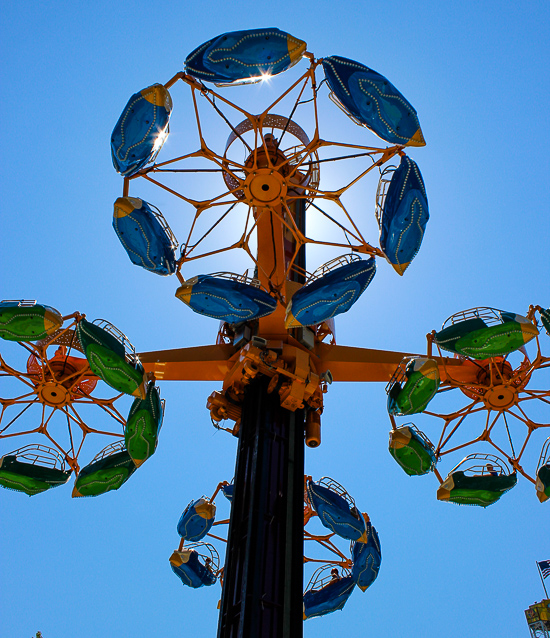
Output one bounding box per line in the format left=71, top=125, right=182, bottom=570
left=0, top=446, right=72, bottom=496
left=76, top=319, right=146, bottom=398
left=125, top=383, right=164, bottom=466
left=536, top=438, right=550, bottom=503
left=0, top=300, right=63, bottom=342
left=434, top=308, right=538, bottom=360
left=388, top=426, right=435, bottom=476
left=73, top=443, right=136, bottom=497
left=387, top=358, right=440, bottom=416
left=437, top=456, right=517, bottom=507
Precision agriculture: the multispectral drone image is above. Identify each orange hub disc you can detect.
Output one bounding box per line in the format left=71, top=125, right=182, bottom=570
left=243, top=169, right=287, bottom=205
left=482, top=384, right=517, bottom=410
left=37, top=381, right=70, bottom=407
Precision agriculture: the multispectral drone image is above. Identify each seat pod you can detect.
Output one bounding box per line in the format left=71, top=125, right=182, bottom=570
left=434, top=310, right=538, bottom=359
left=540, top=308, right=550, bottom=336
left=113, top=197, right=177, bottom=276
left=388, top=426, right=436, bottom=476
left=169, top=549, right=217, bottom=588
left=111, top=84, right=172, bottom=177
left=285, top=257, right=376, bottom=329
left=536, top=464, right=550, bottom=503
left=306, top=481, right=368, bottom=542
left=222, top=483, right=234, bottom=501
left=379, top=156, right=429, bottom=275
left=322, top=55, right=425, bottom=147
left=351, top=522, right=381, bottom=592
left=175, top=275, right=277, bottom=324
left=437, top=470, right=517, bottom=507
left=76, top=319, right=146, bottom=398
left=124, top=382, right=164, bottom=467
left=0, top=454, right=72, bottom=496
left=185, top=28, right=306, bottom=85
left=177, top=498, right=216, bottom=542
left=303, top=576, right=355, bottom=620
left=72, top=449, right=137, bottom=497
left=387, top=358, right=440, bottom=416
left=0, top=300, right=63, bottom=342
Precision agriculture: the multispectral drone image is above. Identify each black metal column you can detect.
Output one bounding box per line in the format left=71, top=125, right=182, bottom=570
left=217, top=375, right=305, bottom=638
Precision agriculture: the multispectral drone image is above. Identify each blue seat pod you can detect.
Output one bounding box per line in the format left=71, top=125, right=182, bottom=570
left=175, top=274, right=277, bottom=324
left=185, top=28, right=306, bottom=85
left=303, top=575, right=355, bottom=620
left=285, top=256, right=376, bottom=328
left=222, top=483, right=234, bottom=502
left=307, top=480, right=368, bottom=542
left=111, top=84, right=172, bottom=177
left=169, top=549, right=217, bottom=588
left=177, top=497, right=216, bottom=542
left=351, top=522, right=381, bottom=591
left=0, top=300, right=63, bottom=342
left=322, top=56, right=425, bottom=147
left=379, top=156, right=429, bottom=275
left=113, top=197, right=177, bottom=276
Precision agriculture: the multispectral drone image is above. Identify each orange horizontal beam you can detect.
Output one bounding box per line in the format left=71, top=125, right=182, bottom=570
left=139, top=342, right=477, bottom=384
left=139, top=344, right=237, bottom=381
left=316, top=343, right=476, bottom=383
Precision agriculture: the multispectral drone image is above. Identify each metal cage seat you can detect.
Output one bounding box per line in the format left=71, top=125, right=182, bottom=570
left=0, top=300, right=63, bottom=342
left=113, top=197, right=178, bottom=276
left=185, top=28, right=306, bottom=86
left=72, top=440, right=137, bottom=498
left=285, top=254, right=376, bottom=329
left=540, top=307, right=550, bottom=335
left=0, top=445, right=72, bottom=496
left=124, top=381, right=164, bottom=467
left=434, top=307, right=539, bottom=360
left=177, top=497, right=217, bottom=542
left=536, top=437, right=550, bottom=503
left=387, top=357, right=440, bottom=416
left=76, top=318, right=147, bottom=399
left=321, top=55, right=425, bottom=147
left=388, top=424, right=436, bottom=476
left=303, top=564, right=355, bottom=620
left=175, top=272, right=277, bottom=324
left=169, top=543, right=218, bottom=589
left=306, top=477, right=368, bottom=542
left=351, top=521, right=382, bottom=592
left=111, top=83, right=172, bottom=177
left=437, top=454, right=517, bottom=507
left=376, top=155, right=429, bottom=275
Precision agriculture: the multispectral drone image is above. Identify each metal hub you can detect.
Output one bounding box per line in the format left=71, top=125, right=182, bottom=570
left=243, top=169, right=287, bottom=205
left=482, top=384, right=517, bottom=410
left=37, top=381, right=70, bottom=407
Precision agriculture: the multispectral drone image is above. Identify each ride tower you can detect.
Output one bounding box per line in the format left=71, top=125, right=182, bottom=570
left=526, top=600, right=550, bottom=638
left=1, top=28, right=549, bottom=638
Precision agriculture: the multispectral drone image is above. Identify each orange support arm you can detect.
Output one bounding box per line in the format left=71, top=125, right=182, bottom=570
left=139, top=341, right=478, bottom=384
left=139, top=344, right=237, bottom=381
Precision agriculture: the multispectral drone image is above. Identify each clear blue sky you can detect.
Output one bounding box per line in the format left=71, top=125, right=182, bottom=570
left=1, top=2, right=549, bottom=637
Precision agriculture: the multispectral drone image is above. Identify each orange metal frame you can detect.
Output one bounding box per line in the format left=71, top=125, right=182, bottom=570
left=0, top=315, right=127, bottom=472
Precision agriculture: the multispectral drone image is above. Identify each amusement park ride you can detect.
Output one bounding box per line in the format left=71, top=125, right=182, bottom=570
left=0, top=28, right=549, bottom=638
